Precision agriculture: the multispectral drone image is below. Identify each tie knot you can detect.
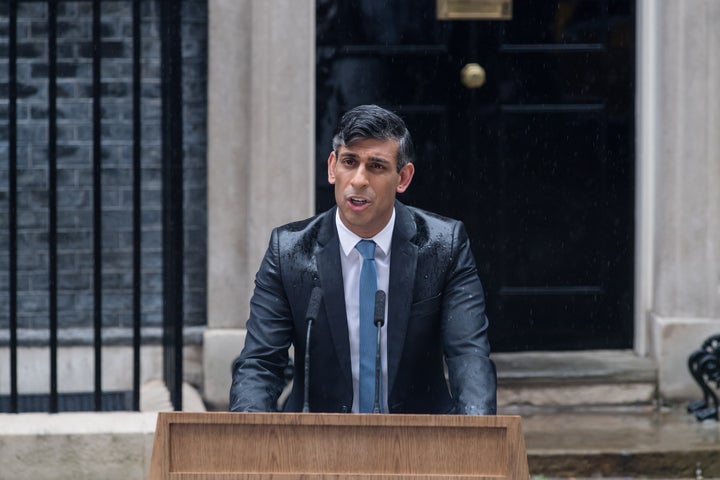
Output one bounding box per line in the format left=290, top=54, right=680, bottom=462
left=355, top=239, right=376, bottom=260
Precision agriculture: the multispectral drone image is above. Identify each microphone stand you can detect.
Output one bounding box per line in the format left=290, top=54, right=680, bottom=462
left=302, top=317, right=313, bottom=413
left=372, top=290, right=386, bottom=414
left=302, top=287, right=323, bottom=413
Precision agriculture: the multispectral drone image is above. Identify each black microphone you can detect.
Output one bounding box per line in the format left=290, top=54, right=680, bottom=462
left=372, top=290, right=386, bottom=414
left=302, top=287, right=323, bottom=413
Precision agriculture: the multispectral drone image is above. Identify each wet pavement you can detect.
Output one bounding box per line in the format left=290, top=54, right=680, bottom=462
left=515, top=406, right=720, bottom=479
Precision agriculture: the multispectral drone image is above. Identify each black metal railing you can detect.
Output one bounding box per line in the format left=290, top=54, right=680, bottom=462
left=7, top=0, right=19, bottom=415
left=687, top=334, right=720, bottom=421
left=159, top=0, right=184, bottom=412
left=2, top=0, right=186, bottom=413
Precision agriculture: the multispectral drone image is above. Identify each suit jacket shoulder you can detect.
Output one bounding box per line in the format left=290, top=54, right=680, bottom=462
left=273, top=208, right=336, bottom=256
left=396, top=202, right=467, bottom=249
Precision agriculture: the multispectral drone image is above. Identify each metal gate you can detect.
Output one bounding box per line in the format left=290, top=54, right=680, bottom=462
left=1, top=0, right=206, bottom=412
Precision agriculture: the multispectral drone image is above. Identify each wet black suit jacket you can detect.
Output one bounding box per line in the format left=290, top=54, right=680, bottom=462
left=229, top=201, right=497, bottom=415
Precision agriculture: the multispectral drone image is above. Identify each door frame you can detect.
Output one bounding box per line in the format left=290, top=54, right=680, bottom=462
left=635, top=0, right=658, bottom=356
left=312, top=0, right=651, bottom=355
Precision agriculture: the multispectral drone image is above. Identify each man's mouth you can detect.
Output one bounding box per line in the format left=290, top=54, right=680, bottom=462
left=349, top=196, right=369, bottom=206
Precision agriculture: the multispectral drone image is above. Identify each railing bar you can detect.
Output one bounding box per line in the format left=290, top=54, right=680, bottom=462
left=47, top=0, right=59, bottom=414
left=160, top=0, right=184, bottom=411
left=132, top=0, right=143, bottom=412
left=8, top=0, right=19, bottom=414
left=92, top=0, right=103, bottom=412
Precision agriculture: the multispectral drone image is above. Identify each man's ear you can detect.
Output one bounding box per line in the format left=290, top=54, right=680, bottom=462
left=396, top=162, right=415, bottom=193
left=327, top=151, right=337, bottom=184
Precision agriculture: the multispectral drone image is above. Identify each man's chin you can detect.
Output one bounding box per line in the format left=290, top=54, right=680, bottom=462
left=338, top=211, right=373, bottom=236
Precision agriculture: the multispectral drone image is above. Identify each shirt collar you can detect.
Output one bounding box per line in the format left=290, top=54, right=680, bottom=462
left=336, top=208, right=395, bottom=257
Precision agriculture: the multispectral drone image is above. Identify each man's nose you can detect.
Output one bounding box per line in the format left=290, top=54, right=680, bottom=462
left=350, top=165, right=369, bottom=187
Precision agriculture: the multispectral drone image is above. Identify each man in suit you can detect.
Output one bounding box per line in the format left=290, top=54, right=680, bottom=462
left=230, top=105, right=496, bottom=415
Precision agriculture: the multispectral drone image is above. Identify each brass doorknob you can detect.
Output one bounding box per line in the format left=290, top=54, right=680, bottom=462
left=460, top=63, right=486, bottom=89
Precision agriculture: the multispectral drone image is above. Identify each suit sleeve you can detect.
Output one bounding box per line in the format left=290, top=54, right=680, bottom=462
left=441, top=221, right=498, bottom=415
left=229, top=228, right=293, bottom=412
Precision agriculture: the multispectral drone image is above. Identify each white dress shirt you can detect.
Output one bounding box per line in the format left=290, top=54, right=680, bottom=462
left=335, top=209, right=394, bottom=413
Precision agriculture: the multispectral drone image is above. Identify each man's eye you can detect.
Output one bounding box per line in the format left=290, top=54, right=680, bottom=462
left=371, top=163, right=385, bottom=170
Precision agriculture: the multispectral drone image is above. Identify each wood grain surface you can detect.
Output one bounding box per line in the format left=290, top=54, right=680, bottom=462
left=149, top=412, right=529, bottom=479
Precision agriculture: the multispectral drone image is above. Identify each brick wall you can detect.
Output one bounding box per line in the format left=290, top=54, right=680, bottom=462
left=0, top=0, right=208, bottom=343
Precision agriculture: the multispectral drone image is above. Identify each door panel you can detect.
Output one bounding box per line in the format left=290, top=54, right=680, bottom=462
left=501, top=111, right=605, bottom=287
left=316, top=0, right=635, bottom=351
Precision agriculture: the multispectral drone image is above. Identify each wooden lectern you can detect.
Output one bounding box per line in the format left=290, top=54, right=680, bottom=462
left=149, top=412, right=529, bottom=479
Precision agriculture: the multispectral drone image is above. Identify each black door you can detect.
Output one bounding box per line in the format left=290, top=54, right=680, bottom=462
left=316, top=0, right=635, bottom=351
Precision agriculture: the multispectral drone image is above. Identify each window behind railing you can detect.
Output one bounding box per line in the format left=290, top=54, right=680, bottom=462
left=0, top=0, right=208, bottom=413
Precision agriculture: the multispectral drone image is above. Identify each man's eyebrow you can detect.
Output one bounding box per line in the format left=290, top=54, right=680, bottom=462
left=338, top=152, right=393, bottom=166
left=367, top=156, right=391, bottom=164
left=338, top=152, right=390, bottom=163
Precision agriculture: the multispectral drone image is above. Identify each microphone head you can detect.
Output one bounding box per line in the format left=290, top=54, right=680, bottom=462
left=374, top=290, right=386, bottom=327
left=306, top=287, right=323, bottom=323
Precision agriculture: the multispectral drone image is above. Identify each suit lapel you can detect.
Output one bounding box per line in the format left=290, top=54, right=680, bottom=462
left=315, top=207, right=353, bottom=392
left=387, top=202, right=417, bottom=398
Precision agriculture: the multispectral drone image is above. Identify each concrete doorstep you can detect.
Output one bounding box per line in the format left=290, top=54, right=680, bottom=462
left=521, top=407, right=720, bottom=479
left=0, top=381, right=206, bottom=480
left=494, top=350, right=720, bottom=478
left=0, top=411, right=158, bottom=480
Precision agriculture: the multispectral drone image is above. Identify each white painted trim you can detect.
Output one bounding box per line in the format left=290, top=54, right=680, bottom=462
left=634, top=0, right=658, bottom=356
left=308, top=0, right=317, bottom=213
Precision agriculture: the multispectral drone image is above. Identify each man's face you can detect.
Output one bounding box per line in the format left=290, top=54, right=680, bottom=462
left=328, top=138, right=414, bottom=238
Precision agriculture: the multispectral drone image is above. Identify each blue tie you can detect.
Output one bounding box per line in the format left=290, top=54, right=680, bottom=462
left=356, top=239, right=379, bottom=413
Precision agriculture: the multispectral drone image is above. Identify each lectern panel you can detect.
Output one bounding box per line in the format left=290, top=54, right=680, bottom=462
left=170, top=424, right=507, bottom=475
left=150, top=412, right=529, bottom=480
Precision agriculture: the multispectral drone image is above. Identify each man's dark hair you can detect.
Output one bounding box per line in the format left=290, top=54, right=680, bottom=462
left=331, top=104, right=414, bottom=171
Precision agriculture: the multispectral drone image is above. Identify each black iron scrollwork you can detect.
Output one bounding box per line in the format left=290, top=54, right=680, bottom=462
left=687, top=334, right=720, bottom=421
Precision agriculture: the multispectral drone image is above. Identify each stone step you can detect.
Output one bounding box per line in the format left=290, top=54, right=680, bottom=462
left=493, top=350, right=658, bottom=409
left=520, top=407, right=720, bottom=478
left=492, top=351, right=719, bottom=478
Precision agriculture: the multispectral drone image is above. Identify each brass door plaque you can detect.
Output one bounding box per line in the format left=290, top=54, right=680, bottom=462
left=437, top=0, right=512, bottom=20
